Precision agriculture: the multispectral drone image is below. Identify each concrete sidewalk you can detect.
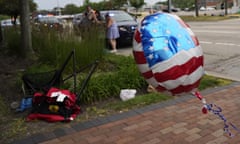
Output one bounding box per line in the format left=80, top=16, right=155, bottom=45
left=14, top=82, right=240, bottom=144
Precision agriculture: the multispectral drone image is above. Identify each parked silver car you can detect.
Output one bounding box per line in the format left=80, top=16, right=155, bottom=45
left=0, top=19, right=20, bottom=42
left=72, top=13, right=83, bottom=35
left=33, top=16, right=63, bottom=32
left=0, top=19, right=20, bottom=27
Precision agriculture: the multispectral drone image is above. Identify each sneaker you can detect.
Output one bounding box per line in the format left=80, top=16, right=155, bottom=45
left=110, top=49, right=117, bottom=53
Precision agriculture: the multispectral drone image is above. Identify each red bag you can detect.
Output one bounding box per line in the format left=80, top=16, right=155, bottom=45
left=27, top=87, right=81, bottom=122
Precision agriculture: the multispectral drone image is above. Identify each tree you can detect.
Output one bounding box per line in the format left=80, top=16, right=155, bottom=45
left=167, top=0, right=198, bottom=17
left=97, top=0, right=127, bottom=9
left=0, top=0, right=37, bottom=22
left=129, top=0, right=145, bottom=10
left=171, top=0, right=195, bottom=10
left=173, top=0, right=198, bottom=17
left=0, top=0, right=36, bottom=56
left=20, top=0, right=33, bottom=57
left=0, top=0, right=20, bottom=23
left=113, top=0, right=128, bottom=8
left=83, top=0, right=90, bottom=6
left=77, top=0, right=128, bottom=11
left=64, top=4, right=81, bottom=14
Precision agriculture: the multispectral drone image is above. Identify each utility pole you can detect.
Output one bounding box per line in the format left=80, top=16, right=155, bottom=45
left=56, top=0, right=61, bottom=15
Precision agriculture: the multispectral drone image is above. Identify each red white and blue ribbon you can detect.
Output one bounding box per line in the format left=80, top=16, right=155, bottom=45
left=193, top=91, right=240, bottom=137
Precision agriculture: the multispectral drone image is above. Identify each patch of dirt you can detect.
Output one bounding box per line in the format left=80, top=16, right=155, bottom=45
left=0, top=52, right=28, bottom=102
left=0, top=49, right=33, bottom=143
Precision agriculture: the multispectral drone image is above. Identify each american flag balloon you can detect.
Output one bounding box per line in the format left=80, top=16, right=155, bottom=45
left=133, top=12, right=204, bottom=95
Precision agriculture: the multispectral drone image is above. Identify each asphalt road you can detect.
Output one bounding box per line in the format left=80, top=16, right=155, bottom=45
left=189, top=18, right=240, bottom=81
left=117, top=18, right=240, bottom=81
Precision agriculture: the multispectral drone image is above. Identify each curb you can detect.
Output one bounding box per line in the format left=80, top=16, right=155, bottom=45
left=205, top=70, right=240, bottom=82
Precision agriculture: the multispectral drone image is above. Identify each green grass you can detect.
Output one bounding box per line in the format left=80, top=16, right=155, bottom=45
left=76, top=74, right=232, bottom=122
left=105, top=74, right=232, bottom=112
left=180, top=15, right=232, bottom=21
left=104, top=92, right=169, bottom=111
left=199, top=75, right=232, bottom=90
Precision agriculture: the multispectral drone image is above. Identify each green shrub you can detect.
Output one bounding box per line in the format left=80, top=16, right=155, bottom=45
left=32, top=25, right=105, bottom=73
left=75, top=54, right=147, bottom=104
left=103, top=93, right=170, bottom=111
left=29, top=27, right=141, bottom=104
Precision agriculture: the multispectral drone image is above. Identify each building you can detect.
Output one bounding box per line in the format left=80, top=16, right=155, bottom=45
left=198, top=0, right=239, bottom=9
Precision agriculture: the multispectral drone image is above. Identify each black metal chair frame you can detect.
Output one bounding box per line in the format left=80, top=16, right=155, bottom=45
left=22, top=48, right=99, bottom=104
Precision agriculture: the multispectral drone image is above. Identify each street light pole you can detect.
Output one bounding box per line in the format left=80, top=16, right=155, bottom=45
left=57, top=0, right=61, bottom=15
left=224, top=0, right=228, bottom=15
left=168, top=0, right=172, bottom=13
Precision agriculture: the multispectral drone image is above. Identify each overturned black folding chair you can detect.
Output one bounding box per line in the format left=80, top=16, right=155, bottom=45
left=21, top=49, right=98, bottom=122
left=22, top=48, right=99, bottom=103
left=22, top=49, right=98, bottom=107
left=22, top=49, right=74, bottom=96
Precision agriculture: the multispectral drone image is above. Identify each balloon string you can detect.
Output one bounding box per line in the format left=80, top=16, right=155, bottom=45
left=192, top=91, right=240, bottom=137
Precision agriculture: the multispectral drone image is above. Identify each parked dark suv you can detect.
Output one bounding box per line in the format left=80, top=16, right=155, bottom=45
left=100, top=10, right=138, bottom=47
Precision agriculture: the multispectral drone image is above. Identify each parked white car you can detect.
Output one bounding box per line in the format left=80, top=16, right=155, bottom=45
left=199, top=6, right=215, bottom=11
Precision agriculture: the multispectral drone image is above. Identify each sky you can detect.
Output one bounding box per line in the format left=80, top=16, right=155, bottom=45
left=33, top=0, right=164, bottom=10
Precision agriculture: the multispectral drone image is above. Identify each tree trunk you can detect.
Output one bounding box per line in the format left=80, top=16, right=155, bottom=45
left=195, top=0, right=199, bottom=17
left=20, top=0, right=33, bottom=57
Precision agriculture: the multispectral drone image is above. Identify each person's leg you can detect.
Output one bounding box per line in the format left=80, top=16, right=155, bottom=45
left=111, top=39, right=117, bottom=50
left=109, top=39, right=117, bottom=52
